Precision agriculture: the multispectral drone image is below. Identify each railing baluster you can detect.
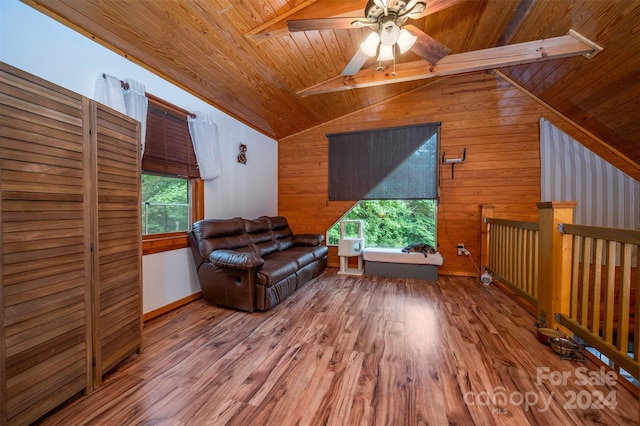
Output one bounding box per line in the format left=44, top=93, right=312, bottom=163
left=580, top=236, right=592, bottom=327
left=635, top=252, right=639, bottom=363
left=531, top=231, right=540, bottom=300
left=591, top=238, right=603, bottom=338
left=604, top=241, right=617, bottom=345
left=516, top=228, right=523, bottom=293
left=570, top=235, right=580, bottom=319
left=618, top=243, right=632, bottom=354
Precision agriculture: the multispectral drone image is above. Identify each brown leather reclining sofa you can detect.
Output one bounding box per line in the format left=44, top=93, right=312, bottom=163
left=188, top=215, right=328, bottom=312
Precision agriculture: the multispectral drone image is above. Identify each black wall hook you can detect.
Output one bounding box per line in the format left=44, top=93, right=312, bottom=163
left=441, top=148, right=466, bottom=179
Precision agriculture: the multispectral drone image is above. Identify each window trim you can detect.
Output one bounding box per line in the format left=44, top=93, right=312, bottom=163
left=141, top=93, right=204, bottom=255
left=142, top=177, right=204, bottom=255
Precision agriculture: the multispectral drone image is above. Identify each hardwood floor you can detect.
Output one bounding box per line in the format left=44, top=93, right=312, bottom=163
left=40, top=269, right=638, bottom=425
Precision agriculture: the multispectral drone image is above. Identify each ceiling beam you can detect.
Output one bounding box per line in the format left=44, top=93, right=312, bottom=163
left=497, top=0, right=537, bottom=46
left=298, top=31, right=603, bottom=96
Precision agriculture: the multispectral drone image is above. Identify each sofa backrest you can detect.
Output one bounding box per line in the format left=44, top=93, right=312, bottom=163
left=245, top=216, right=278, bottom=257
left=191, top=215, right=298, bottom=260
left=268, top=216, right=295, bottom=251
left=192, top=217, right=251, bottom=260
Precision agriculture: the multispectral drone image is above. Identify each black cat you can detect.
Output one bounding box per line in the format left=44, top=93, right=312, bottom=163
left=402, top=243, right=436, bottom=257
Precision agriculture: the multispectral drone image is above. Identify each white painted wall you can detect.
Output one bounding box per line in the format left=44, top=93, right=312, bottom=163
left=1, top=0, right=278, bottom=314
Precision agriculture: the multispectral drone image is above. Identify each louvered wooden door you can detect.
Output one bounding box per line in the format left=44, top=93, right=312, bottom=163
left=90, top=102, right=142, bottom=387
left=0, top=63, right=92, bottom=425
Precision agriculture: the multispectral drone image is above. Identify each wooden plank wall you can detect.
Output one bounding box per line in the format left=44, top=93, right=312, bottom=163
left=278, top=71, right=615, bottom=277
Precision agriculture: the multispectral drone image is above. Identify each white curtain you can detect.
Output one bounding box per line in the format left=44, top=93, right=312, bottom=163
left=539, top=117, right=640, bottom=231
left=188, top=112, right=222, bottom=180
left=123, top=78, right=148, bottom=155
left=94, top=74, right=126, bottom=114
left=94, top=74, right=148, bottom=153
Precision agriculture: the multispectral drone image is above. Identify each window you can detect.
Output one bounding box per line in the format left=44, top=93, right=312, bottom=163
left=327, top=199, right=438, bottom=248
left=142, top=174, right=189, bottom=235
left=327, top=123, right=440, bottom=249
left=141, top=94, right=203, bottom=254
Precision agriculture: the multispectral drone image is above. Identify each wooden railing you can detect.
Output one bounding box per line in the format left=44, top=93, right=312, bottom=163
left=556, top=223, right=638, bottom=380
left=482, top=202, right=639, bottom=382
left=483, top=217, right=539, bottom=307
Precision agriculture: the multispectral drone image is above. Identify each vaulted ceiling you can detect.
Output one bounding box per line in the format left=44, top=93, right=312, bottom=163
left=24, top=0, right=639, bottom=170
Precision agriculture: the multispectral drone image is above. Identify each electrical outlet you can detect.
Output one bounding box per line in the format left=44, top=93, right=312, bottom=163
left=457, top=243, right=464, bottom=256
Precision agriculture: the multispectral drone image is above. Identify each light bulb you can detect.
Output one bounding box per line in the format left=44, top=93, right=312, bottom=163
left=397, top=28, right=417, bottom=53
left=360, top=32, right=380, bottom=57
left=380, top=21, right=401, bottom=46
left=377, top=44, right=394, bottom=61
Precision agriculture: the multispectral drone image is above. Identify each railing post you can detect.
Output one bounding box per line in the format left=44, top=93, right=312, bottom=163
left=537, top=201, right=576, bottom=328
left=481, top=204, right=495, bottom=271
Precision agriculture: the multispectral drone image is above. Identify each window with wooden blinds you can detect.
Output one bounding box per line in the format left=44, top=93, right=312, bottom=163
left=143, top=98, right=199, bottom=178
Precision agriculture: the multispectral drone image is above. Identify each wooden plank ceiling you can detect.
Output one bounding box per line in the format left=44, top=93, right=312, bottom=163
left=23, top=0, right=640, bottom=166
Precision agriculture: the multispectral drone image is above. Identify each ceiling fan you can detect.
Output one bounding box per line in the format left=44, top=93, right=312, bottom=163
left=286, top=0, right=451, bottom=76
left=255, top=0, right=603, bottom=96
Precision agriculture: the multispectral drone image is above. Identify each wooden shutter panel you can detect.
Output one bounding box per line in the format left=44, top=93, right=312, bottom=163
left=1, top=62, right=92, bottom=426
left=91, top=102, right=142, bottom=387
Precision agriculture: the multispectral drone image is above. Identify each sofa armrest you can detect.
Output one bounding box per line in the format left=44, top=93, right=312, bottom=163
left=210, top=249, right=264, bottom=270
left=187, top=230, right=205, bottom=269
left=293, top=233, right=325, bottom=246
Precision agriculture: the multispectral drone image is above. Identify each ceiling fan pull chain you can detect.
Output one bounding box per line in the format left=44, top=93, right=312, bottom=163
left=392, top=45, right=397, bottom=76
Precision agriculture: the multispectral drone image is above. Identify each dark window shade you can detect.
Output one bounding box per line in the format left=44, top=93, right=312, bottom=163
left=142, top=100, right=199, bottom=178
left=328, top=123, right=439, bottom=201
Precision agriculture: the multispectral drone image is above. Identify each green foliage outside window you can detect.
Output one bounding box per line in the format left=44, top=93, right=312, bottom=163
left=141, top=174, right=189, bottom=235
left=327, top=199, right=437, bottom=248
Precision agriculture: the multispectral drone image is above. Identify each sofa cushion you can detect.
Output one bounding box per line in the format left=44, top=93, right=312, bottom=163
left=267, top=247, right=316, bottom=269
left=256, top=258, right=298, bottom=286
left=268, top=216, right=295, bottom=251
left=294, top=233, right=324, bottom=246
left=246, top=216, right=278, bottom=257
left=198, top=217, right=245, bottom=238
left=193, top=217, right=250, bottom=258
left=245, top=216, right=270, bottom=233
left=289, top=245, right=329, bottom=261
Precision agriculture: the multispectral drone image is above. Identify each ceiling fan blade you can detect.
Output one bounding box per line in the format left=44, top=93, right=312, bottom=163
left=409, top=0, right=464, bottom=19
left=245, top=1, right=360, bottom=43
left=341, top=49, right=370, bottom=76
left=287, top=17, right=366, bottom=32
left=298, top=31, right=601, bottom=96
left=404, top=24, right=450, bottom=64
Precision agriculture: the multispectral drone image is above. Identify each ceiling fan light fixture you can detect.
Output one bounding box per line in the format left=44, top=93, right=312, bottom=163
left=377, top=44, right=394, bottom=61
left=360, top=32, right=381, bottom=57
left=397, top=28, right=417, bottom=53
left=373, top=0, right=390, bottom=15
left=380, top=21, right=401, bottom=45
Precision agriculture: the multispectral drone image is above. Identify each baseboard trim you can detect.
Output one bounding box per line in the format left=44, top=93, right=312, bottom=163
left=143, top=292, right=202, bottom=322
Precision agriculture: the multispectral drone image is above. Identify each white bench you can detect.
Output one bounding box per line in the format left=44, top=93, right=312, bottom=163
left=362, top=247, right=443, bottom=280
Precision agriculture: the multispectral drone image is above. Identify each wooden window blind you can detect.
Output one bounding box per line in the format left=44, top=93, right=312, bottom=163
left=142, top=97, right=199, bottom=178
